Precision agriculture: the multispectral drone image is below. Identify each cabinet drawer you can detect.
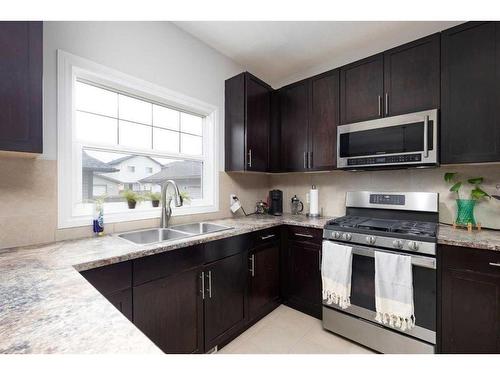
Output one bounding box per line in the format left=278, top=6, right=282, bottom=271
left=133, top=245, right=204, bottom=286
left=81, top=261, right=132, bottom=295
left=252, top=227, right=280, bottom=248
left=288, top=226, right=323, bottom=245
left=440, top=244, right=500, bottom=276
left=204, top=233, right=251, bottom=264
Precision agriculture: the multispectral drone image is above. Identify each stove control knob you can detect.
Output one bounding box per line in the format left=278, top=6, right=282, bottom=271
left=366, top=236, right=376, bottom=245
left=392, top=239, right=404, bottom=249
left=343, top=233, right=352, bottom=241
left=408, top=241, right=419, bottom=251
left=333, top=231, right=341, bottom=239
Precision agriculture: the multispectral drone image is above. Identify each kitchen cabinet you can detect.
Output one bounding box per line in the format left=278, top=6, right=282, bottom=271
left=133, top=267, right=204, bottom=354
left=283, top=226, right=323, bottom=319
left=439, top=244, right=500, bottom=353
left=81, top=261, right=133, bottom=321
left=204, top=251, right=247, bottom=352
left=384, top=33, right=440, bottom=117
left=280, top=70, right=340, bottom=172
left=225, top=72, right=272, bottom=172
left=248, top=229, right=281, bottom=321
left=441, top=22, right=500, bottom=164
left=340, top=54, right=384, bottom=125
left=0, top=21, right=43, bottom=154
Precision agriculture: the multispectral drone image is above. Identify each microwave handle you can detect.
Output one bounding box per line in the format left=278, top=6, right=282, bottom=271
left=423, top=115, right=429, bottom=158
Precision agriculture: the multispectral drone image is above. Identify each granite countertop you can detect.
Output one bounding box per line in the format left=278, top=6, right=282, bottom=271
left=1, top=213, right=498, bottom=354
left=0, top=214, right=329, bottom=354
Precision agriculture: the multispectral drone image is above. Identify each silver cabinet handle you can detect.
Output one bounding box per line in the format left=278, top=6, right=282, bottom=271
left=261, top=234, right=275, bottom=240
left=308, top=152, right=313, bottom=169
left=249, top=254, right=255, bottom=277
left=295, top=233, right=314, bottom=238
left=378, top=95, right=382, bottom=117
left=303, top=151, right=307, bottom=169
left=247, top=149, right=252, bottom=168
left=385, top=92, right=389, bottom=116
left=423, top=115, right=429, bottom=158
left=207, top=270, right=212, bottom=298
left=200, top=271, right=205, bottom=300
left=489, top=262, right=500, bottom=268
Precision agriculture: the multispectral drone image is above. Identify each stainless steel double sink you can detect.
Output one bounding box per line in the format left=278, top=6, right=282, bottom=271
left=117, top=222, right=233, bottom=245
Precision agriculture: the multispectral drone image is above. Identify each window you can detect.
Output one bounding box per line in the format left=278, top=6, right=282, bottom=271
left=57, top=51, right=218, bottom=228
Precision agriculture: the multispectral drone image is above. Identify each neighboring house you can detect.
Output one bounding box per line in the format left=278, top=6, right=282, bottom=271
left=104, top=155, right=163, bottom=192
left=82, top=151, right=119, bottom=201
left=140, top=160, right=202, bottom=199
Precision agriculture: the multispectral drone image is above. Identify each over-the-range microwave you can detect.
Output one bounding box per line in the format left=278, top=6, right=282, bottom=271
left=337, top=109, right=438, bottom=170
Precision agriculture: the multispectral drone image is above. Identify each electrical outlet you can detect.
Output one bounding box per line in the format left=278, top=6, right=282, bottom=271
left=230, top=194, right=237, bottom=206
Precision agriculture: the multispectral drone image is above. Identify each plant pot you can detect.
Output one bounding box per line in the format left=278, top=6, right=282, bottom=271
left=127, top=200, right=137, bottom=209
left=152, top=200, right=160, bottom=208
left=456, top=199, right=476, bottom=225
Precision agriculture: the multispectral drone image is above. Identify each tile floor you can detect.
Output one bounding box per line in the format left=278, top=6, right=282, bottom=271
left=218, top=305, right=375, bottom=354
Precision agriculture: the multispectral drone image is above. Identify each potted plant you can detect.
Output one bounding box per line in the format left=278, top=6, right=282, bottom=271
left=147, top=192, right=161, bottom=207
left=444, top=172, right=490, bottom=226
left=121, top=189, right=143, bottom=209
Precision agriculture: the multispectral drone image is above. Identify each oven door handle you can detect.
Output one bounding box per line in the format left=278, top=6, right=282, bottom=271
left=330, top=242, right=436, bottom=269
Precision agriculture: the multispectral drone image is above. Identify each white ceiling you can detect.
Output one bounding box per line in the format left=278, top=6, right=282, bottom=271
left=174, top=21, right=462, bottom=88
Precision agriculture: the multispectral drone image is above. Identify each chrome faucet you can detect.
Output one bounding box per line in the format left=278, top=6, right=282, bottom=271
left=160, top=179, right=183, bottom=228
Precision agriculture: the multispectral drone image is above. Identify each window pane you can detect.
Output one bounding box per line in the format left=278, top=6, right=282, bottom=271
left=153, top=105, right=179, bottom=130
left=119, top=120, right=152, bottom=149
left=153, top=127, right=179, bottom=153
left=76, top=111, right=117, bottom=144
left=81, top=148, right=202, bottom=204
left=181, top=133, right=202, bottom=155
left=75, top=81, right=118, bottom=117
left=119, top=95, right=152, bottom=125
left=180, top=112, right=203, bottom=135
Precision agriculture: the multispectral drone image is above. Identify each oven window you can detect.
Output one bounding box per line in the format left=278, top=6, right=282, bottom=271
left=350, top=253, right=436, bottom=332
left=339, top=121, right=434, bottom=158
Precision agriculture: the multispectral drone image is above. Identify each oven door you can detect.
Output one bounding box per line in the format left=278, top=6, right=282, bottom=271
left=337, top=109, right=438, bottom=169
left=324, top=242, right=436, bottom=344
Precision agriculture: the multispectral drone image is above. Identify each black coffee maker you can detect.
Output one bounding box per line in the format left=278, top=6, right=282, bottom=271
left=268, top=190, right=283, bottom=216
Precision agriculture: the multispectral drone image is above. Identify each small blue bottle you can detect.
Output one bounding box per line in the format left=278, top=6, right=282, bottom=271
left=93, top=201, right=104, bottom=236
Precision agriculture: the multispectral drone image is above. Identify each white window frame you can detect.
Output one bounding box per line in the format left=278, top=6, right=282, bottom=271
left=57, top=50, right=219, bottom=229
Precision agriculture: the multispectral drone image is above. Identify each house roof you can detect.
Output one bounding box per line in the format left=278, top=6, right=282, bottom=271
left=107, top=155, right=164, bottom=167
left=82, top=151, right=119, bottom=173
left=139, top=160, right=202, bottom=183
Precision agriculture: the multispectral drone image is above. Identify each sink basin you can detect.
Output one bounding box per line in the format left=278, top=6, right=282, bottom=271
left=118, top=228, right=189, bottom=245
left=170, top=222, right=233, bottom=235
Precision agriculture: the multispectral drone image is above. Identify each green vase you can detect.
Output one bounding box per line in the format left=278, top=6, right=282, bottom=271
left=455, top=199, right=476, bottom=225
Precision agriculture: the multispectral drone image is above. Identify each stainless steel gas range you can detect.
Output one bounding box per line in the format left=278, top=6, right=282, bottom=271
left=322, top=191, right=438, bottom=354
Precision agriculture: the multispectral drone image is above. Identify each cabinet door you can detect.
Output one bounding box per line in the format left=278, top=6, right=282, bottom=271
left=340, top=54, right=384, bottom=124
left=133, top=267, right=204, bottom=354
left=0, top=22, right=42, bottom=153
left=204, top=252, right=247, bottom=351
left=287, top=241, right=322, bottom=318
left=309, top=70, right=340, bottom=170
left=441, top=22, right=500, bottom=163
left=248, top=242, right=280, bottom=320
left=246, top=74, right=270, bottom=172
left=441, top=268, right=500, bottom=353
left=384, top=34, right=440, bottom=117
left=280, top=81, right=309, bottom=171
left=105, top=288, right=133, bottom=321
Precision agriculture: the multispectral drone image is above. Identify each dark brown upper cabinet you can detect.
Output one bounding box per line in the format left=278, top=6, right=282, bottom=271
left=0, top=22, right=43, bottom=154
left=384, top=33, right=440, bottom=117
left=225, top=72, right=272, bottom=172
left=340, top=54, right=384, bottom=125
left=340, top=34, right=440, bottom=124
left=441, top=22, right=500, bottom=164
left=280, top=69, right=340, bottom=172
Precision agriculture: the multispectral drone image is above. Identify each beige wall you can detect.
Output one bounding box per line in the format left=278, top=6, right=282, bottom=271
left=0, top=155, right=270, bottom=249
left=269, top=164, right=500, bottom=230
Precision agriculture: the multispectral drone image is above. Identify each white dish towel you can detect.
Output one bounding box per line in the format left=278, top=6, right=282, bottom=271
left=374, top=251, right=415, bottom=331
left=321, top=241, right=353, bottom=309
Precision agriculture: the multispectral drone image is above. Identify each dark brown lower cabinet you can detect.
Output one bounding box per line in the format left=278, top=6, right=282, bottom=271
left=133, top=267, right=204, bottom=354
left=204, top=252, right=247, bottom=351
left=248, top=241, right=280, bottom=320
left=106, top=288, right=133, bottom=321
left=439, top=245, right=500, bottom=353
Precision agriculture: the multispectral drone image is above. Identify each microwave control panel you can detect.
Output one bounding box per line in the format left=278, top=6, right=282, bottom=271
left=347, top=153, right=422, bottom=166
